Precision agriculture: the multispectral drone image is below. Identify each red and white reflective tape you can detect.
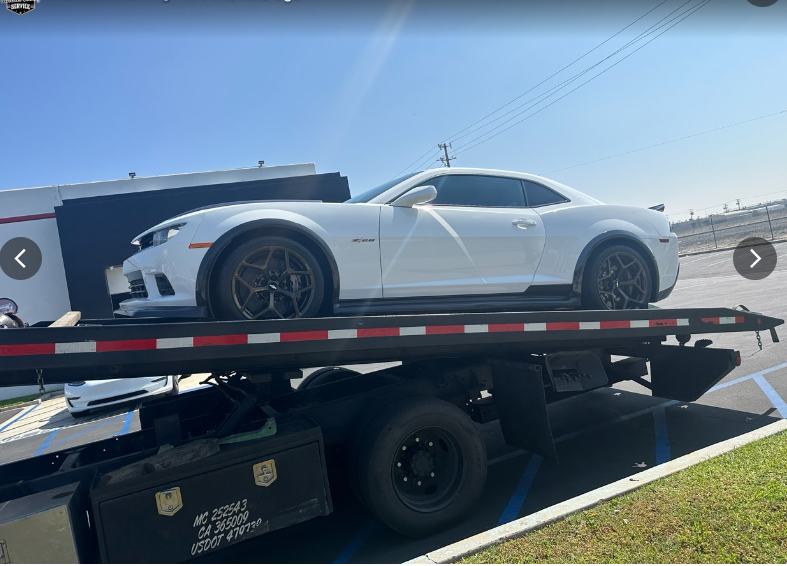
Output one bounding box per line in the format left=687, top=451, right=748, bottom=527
left=0, top=316, right=745, bottom=357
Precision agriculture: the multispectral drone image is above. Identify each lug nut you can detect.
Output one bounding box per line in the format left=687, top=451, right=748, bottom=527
left=417, top=481, right=422, bottom=486
left=415, top=437, right=420, bottom=442
left=428, top=441, right=433, bottom=447
left=397, top=462, right=402, bottom=467
left=402, top=446, right=406, bottom=451
left=403, top=476, right=408, bottom=482
left=430, top=472, right=435, bottom=477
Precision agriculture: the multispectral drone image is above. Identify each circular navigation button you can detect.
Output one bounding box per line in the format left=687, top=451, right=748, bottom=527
left=733, top=237, right=776, bottom=281
left=0, top=238, right=43, bottom=280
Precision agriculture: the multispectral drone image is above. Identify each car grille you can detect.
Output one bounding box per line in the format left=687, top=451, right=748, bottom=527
left=87, top=390, right=147, bottom=406
left=156, top=274, right=175, bottom=296
left=127, top=271, right=148, bottom=299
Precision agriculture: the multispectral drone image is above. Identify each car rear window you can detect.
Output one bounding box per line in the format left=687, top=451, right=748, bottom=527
left=524, top=181, right=569, bottom=207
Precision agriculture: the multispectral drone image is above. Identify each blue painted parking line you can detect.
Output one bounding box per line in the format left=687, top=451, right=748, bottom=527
left=34, top=429, right=58, bottom=457
left=0, top=402, right=40, bottom=433
left=653, top=406, right=671, bottom=465
left=498, top=454, right=543, bottom=526
left=332, top=519, right=377, bottom=564
left=116, top=405, right=136, bottom=437
left=49, top=416, right=124, bottom=449
left=556, top=399, right=679, bottom=444
left=753, top=376, right=787, bottom=418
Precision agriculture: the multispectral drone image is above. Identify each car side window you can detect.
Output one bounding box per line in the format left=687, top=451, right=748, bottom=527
left=524, top=181, right=569, bottom=207
left=426, top=175, right=526, bottom=208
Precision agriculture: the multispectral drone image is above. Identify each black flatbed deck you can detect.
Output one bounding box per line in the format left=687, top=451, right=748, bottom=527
left=0, top=308, right=781, bottom=386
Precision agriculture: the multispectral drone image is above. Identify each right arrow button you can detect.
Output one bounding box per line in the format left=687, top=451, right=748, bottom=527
left=733, top=237, right=776, bottom=281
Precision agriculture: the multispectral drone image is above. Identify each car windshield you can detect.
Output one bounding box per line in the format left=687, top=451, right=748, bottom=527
left=345, top=172, right=421, bottom=203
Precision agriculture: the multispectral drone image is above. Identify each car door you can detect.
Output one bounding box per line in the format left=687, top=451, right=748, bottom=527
left=379, top=174, right=546, bottom=298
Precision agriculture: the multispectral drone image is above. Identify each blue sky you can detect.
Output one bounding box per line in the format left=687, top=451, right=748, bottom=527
left=1, top=0, right=785, bottom=222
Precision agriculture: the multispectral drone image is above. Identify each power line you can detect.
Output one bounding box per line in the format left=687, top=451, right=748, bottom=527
left=671, top=188, right=787, bottom=217
left=389, top=146, right=441, bottom=180
left=452, top=0, right=712, bottom=158
left=390, top=0, right=676, bottom=176
left=437, top=0, right=672, bottom=146
left=544, top=109, right=787, bottom=174
left=447, top=0, right=700, bottom=149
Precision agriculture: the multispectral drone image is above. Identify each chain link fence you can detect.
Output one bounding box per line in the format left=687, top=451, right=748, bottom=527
left=670, top=198, right=787, bottom=254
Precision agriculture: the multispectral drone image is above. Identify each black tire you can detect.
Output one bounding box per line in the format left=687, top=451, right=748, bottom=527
left=582, top=244, right=653, bottom=310
left=298, top=367, right=361, bottom=390
left=212, top=236, right=325, bottom=320
left=354, top=397, right=487, bottom=537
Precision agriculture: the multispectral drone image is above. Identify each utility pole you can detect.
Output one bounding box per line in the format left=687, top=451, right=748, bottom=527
left=438, top=142, right=454, bottom=168
left=736, top=199, right=741, bottom=210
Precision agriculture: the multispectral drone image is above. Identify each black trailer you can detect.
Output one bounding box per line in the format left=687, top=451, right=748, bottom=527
left=0, top=307, right=782, bottom=563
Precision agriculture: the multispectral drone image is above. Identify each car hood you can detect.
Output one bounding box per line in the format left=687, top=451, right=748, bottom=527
left=133, top=200, right=333, bottom=242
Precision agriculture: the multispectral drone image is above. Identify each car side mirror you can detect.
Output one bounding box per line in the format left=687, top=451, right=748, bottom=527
left=391, top=185, right=437, bottom=208
left=0, top=298, right=18, bottom=315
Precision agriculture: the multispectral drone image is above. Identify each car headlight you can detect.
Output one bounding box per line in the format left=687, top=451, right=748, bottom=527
left=133, top=224, right=185, bottom=250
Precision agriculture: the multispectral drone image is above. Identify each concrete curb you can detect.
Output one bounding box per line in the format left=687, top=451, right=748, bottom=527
left=39, top=391, right=64, bottom=402
left=679, top=237, right=787, bottom=258
left=406, top=418, right=787, bottom=564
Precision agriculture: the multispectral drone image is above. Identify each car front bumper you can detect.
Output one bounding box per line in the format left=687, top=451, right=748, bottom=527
left=118, top=226, right=209, bottom=318
left=65, top=376, right=175, bottom=413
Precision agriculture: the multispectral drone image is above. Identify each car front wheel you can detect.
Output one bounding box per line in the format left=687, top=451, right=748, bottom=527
left=582, top=244, right=653, bottom=310
left=213, top=236, right=325, bottom=320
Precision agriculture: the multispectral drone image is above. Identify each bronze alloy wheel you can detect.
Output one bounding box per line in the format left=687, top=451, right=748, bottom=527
left=595, top=250, right=650, bottom=310
left=231, top=245, right=316, bottom=319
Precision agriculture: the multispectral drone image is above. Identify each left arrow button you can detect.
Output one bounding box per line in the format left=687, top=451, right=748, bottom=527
left=14, top=249, right=26, bottom=268
left=1, top=238, right=42, bottom=280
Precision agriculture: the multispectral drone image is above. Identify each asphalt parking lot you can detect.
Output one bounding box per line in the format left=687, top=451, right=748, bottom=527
left=1, top=242, right=785, bottom=563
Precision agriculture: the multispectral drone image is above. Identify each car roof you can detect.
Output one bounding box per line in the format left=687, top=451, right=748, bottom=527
left=370, top=167, right=603, bottom=205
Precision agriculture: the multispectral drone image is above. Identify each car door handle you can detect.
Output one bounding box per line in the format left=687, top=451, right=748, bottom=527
left=512, top=219, right=538, bottom=228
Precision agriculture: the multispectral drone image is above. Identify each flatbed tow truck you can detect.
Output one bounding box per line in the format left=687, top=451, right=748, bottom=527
left=0, top=307, right=782, bottom=563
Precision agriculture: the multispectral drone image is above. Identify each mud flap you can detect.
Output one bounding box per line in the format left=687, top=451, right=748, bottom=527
left=648, top=344, right=739, bottom=402
left=488, top=359, right=557, bottom=460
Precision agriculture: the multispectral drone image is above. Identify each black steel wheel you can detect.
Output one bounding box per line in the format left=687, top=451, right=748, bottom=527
left=213, top=236, right=325, bottom=320
left=354, top=397, right=486, bottom=537
left=582, top=244, right=653, bottom=310
left=391, top=427, right=464, bottom=513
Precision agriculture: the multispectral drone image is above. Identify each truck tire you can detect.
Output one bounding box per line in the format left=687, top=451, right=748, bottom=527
left=213, top=236, right=325, bottom=320
left=354, top=396, right=487, bottom=537
left=298, top=367, right=360, bottom=390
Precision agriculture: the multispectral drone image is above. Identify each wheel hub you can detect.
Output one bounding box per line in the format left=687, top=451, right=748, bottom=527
left=410, top=449, right=434, bottom=477
left=231, top=245, right=316, bottom=320
left=596, top=251, right=649, bottom=310
left=392, top=428, right=463, bottom=512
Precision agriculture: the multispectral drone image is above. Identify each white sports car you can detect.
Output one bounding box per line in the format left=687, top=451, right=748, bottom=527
left=118, top=167, right=679, bottom=320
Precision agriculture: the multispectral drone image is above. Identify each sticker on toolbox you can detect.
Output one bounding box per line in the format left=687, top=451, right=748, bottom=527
left=190, top=498, right=265, bottom=557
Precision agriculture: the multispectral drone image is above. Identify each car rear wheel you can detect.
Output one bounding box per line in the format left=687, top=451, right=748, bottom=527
left=582, top=244, right=653, bottom=310
left=213, top=236, right=325, bottom=320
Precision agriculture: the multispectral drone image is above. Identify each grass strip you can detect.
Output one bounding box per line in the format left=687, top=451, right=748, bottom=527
left=461, top=430, right=787, bottom=564
left=0, top=394, right=39, bottom=410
